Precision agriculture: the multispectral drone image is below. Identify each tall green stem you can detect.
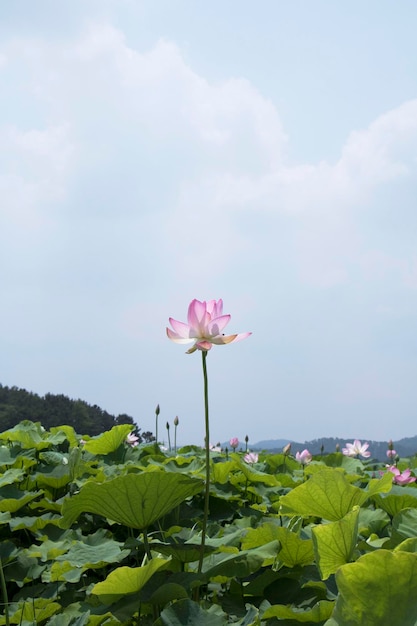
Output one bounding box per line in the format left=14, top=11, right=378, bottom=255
left=155, top=404, right=160, bottom=447
left=198, top=350, right=210, bottom=574
left=143, top=527, right=152, bottom=561
left=166, top=422, right=171, bottom=451
left=0, top=558, right=9, bottom=626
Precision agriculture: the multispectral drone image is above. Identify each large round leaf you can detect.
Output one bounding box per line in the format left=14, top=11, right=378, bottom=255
left=82, top=424, right=132, bottom=454
left=158, top=599, right=226, bottom=626
left=61, top=472, right=203, bottom=529
left=327, top=550, right=417, bottom=626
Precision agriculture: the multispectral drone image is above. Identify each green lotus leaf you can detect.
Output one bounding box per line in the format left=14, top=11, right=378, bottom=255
left=365, top=471, right=394, bottom=498
left=242, top=522, right=314, bottom=567
left=391, top=507, right=417, bottom=545
left=39, top=451, right=68, bottom=465
left=57, top=534, right=130, bottom=567
left=9, top=512, right=62, bottom=531
left=373, top=490, right=417, bottom=517
left=0, top=421, right=66, bottom=449
left=241, top=522, right=281, bottom=550
left=92, top=558, right=168, bottom=604
left=0, top=468, right=26, bottom=488
left=46, top=560, right=82, bottom=583
left=33, top=464, right=71, bottom=489
left=61, top=472, right=203, bottom=529
left=163, top=457, right=205, bottom=474
left=234, top=456, right=280, bottom=486
left=150, top=541, right=216, bottom=563
left=6, top=552, right=46, bottom=584
left=149, top=582, right=189, bottom=605
left=50, top=424, right=79, bottom=448
left=46, top=541, right=130, bottom=583
left=29, top=496, right=62, bottom=513
left=358, top=506, right=390, bottom=537
left=45, top=609, right=110, bottom=626
left=263, top=600, right=334, bottom=622
left=203, top=541, right=280, bottom=577
left=82, top=424, right=133, bottom=454
left=264, top=453, right=300, bottom=474
left=26, top=538, right=70, bottom=562
left=0, top=446, right=18, bottom=466
left=7, top=598, right=61, bottom=624
left=312, top=506, right=360, bottom=580
left=212, top=460, right=238, bottom=484
left=206, top=527, right=249, bottom=549
left=0, top=447, right=37, bottom=472
left=327, top=550, right=417, bottom=626
left=0, top=486, right=43, bottom=512
left=276, top=528, right=314, bottom=568
left=394, top=537, right=417, bottom=553
left=279, top=469, right=391, bottom=521
left=45, top=605, right=118, bottom=626
left=0, top=512, right=11, bottom=525
left=158, top=599, right=226, bottom=626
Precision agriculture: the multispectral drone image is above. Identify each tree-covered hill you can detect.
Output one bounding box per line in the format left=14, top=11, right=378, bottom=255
left=0, top=383, right=154, bottom=441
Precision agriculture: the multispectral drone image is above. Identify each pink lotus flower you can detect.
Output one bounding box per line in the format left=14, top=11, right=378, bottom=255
left=167, top=299, right=251, bottom=354
left=126, top=432, right=139, bottom=447
left=386, top=449, right=397, bottom=459
left=342, top=440, right=371, bottom=459
left=244, top=452, right=258, bottom=464
left=386, top=466, right=416, bottom=485
left=229, top=437, right=239, bottom=450
left=296, top=449, right=312, bottom=465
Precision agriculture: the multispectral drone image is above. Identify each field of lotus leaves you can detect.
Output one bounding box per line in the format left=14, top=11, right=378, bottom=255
left=1, top=420, right=417, bottom=625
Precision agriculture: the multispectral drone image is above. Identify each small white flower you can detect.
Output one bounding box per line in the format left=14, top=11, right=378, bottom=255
left=295, top=449, right=312, bottom=465
left=342, top=440, right=371, bottom=459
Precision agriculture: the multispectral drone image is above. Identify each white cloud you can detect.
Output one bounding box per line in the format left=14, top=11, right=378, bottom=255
left=0, top=124, right=74, bottom=228
left=2, top=23, right=417, bottom=293
left=337, top=99, right=417, bottom=188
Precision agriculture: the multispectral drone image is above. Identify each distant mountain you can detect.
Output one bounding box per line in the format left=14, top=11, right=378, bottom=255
left=250, top=436, right=417, bottom=460
left=252, top=439, right=292, bottom=450
left=221, top=438, right=291, bottom=451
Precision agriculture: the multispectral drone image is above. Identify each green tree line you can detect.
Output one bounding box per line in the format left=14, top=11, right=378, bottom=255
left=0, top=384, right=154, bottom=441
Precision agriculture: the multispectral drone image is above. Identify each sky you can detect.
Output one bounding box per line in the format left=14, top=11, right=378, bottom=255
left=1, top=0, right=417, bottom=447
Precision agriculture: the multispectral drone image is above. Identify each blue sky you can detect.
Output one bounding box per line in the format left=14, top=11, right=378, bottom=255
left=1, top=1, right=417, bottom=447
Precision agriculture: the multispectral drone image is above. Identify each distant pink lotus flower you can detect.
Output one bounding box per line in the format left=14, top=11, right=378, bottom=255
left=229, top=437, right=239, bottom=450
left=386, top=466, right=416, bottom=485
left=342, top=440, right=371, bottom=459
left=244, top=452, right=258, bottom=464
left=167, top=299, right=251, bottom=354
left=126, top=432, right=139, bottom=447
left=296, top=449, right=312, bottom=465
left=386, top=449, right=397, bottom=459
